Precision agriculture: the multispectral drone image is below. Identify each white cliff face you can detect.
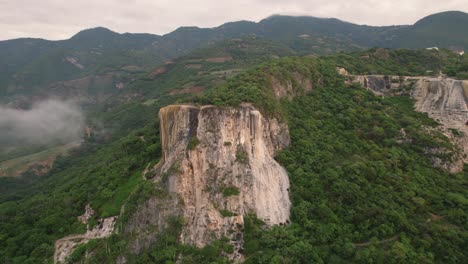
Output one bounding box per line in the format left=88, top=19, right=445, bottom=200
left=412, top=78, right=468, bottom=171
left=346, top=73, right=468, bottom=172
left=413, top=78, right=468, bottom=130
left=54, top=206, right=117, bottom=264
left=148, top=104, right=291, bottom=258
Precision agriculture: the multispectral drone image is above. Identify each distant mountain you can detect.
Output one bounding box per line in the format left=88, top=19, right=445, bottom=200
left=1, top=11, right=468, bottom=264
left=115, top=11, right=468, bottom=53
left=1, top=11, right=467, bottom=101
left=382, top=11, right=468, bottom=49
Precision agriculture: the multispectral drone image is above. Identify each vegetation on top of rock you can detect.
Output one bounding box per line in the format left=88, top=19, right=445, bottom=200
left=187, top=137, right=200, bottom=150
left=243, top=67, right=466, bottom=263
left=0, top=50, right=467, bottom=263
left=222, top=186, right=240, bottom=197
left=323, top=48, right=463, bottom=76
left=198, top=57, right=323, bottom=117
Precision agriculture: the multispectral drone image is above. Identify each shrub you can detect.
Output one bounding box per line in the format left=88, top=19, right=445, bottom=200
left=188, top=137, right=200, bottom=150
left=222, top=186, right=240, bottom=197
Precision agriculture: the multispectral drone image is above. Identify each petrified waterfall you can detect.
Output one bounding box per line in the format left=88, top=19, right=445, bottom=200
left=346, top=73, right=468, bottom=172
left=130, top=103, right=291, bottom=259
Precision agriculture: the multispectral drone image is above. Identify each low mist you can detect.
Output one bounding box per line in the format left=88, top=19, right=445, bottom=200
left=0, top=100, right=85, bottom=148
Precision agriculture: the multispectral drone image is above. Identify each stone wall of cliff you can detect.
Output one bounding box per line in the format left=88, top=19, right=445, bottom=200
left=346, top=73, right=468, bottom=173
left=126, top=103, right=291, bottom=259
left=412, top=78, right=468, bottom=172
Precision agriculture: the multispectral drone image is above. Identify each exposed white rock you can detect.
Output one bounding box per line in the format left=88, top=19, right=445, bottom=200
left=54, top=206, right=117, bottom=263
left=344, top=72, right=468, bottom=173
left=64, top=57, right=85, bottom=69
left=336, top=67, right=350, bottom=76
left=77, top=204, right=95, bottom=225
left=139, top=103, right=291, bottom=259
left=412, top=78, right=468, bottom=172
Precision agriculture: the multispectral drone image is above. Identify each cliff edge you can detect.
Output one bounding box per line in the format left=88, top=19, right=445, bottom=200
left=346, top=73, right=468, bottom=173
left=127, top=103, right=291, bottom=260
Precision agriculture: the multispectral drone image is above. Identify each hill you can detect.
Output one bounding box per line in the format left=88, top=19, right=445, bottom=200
left=0, top=11, right=467, bottom=263
left=0, top=51, right=467, bottom=263
left=1, top=11, right=467, bottom=104
left=384, top=11, right=468, bottom=49
left=0, top=37, right=295, bottom=176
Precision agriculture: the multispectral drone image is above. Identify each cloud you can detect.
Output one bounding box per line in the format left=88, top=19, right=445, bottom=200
left=0, top=0, right=467, bottom=40
left=0, top=100, right=85, bottom=147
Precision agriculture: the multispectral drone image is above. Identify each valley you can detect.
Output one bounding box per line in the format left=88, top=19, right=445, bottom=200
left=0, top=10, right=467, bottom=264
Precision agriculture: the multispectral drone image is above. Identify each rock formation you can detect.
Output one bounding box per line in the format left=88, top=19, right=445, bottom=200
left=54, top=205, right=117, bottom=263
left=346, top=73, right=468, bottom=172
left=412, top=78, right=468, bottom=172
left=127, top=103, right=291, bottom=259
left=270, top=72, right=313, bottom=99
left=347, top=74, right=417, bottom=96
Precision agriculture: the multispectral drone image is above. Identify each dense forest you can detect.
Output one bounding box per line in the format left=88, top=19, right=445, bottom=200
left=0, top=51, right=467, bottom=263
left=199, top=58, right=468, bottom=263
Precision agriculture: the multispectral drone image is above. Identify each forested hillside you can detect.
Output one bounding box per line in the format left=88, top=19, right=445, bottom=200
left=1, top=11, right=467, bottom=103
left=1, top=51, right=466, bottom=263
left=0, top=37, right=295, bottom=175
left=203, top=58, right=467, bottom=263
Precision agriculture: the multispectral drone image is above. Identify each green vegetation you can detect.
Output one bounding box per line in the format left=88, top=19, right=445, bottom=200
left=127, top=37, right=296, bottom=102
left=235, top=145, right=249, bottom=164
left=65, top=216, right=233, bottom=263
left=449, top=128, right=465, bottom=138
left=66, top=239, right=99, bottom=263
left=0, top=102, right=163, bottom=263
left=199, top=57, right=322, bottom=117
left=323, top=48, right=461, bottom=76
left=1, top=46, right=467, bottom=263
left=187, top=137, right=200, bottom=150
left=200, top=57, right=467, bottom=263
left=222, top=186, right=240, bottom=197
left=387, top=11, right=468, bottom=50
left=219, top=209, right=238, bottom=217
left=445, top=54, right=468, bottom=79
left=0, top=142, right=79, bottom=177
left=3, top=11, right=467, bottom=100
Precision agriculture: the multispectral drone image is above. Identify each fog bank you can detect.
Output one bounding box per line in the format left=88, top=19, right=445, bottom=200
left=0, top=100, right=85, bottom=147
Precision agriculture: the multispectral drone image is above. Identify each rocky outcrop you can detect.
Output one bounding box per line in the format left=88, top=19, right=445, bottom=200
left=129, top=104, right=291, bottom=259
left=346, top=75, right=418, bottom=96
left=346, top=73, right=468, bottom=172
left=77, top=204, right=95, bottom=225
left=54, top=205, right=117, bottom=263
left=413, top=78, right=468, bottom=172
left=270, top=72, right=314, bottom=99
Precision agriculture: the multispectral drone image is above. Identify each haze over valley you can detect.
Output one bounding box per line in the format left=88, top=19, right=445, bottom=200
left=0, top=3, right=467, bottom=263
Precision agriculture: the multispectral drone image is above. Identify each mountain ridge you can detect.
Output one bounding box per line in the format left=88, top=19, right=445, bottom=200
left=2, top=11, right=466, bottom=44
left=1, top=43, right=467, bottom=263
left=1, top=11, right=466, bottom=101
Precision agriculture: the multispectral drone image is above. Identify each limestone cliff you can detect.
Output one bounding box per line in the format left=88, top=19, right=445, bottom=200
left=346, top=74, right=417, bottom=96
left=412, top=78, right=468, bottom=172
left=54, top=205, right=117, bottom=263
left=347, top=74, right=468, bottom=172
left=127, top=104, right=291, bottom=259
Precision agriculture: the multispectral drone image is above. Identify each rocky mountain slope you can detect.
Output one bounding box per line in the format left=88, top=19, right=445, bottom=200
left=0, top=37, right=295, bottom=176
left=50, top=60, right=320, bottom=262
left=1, top=52, right=467, bottom=263
left=346, top=74, right=468, bottom=173
left=54, top=204, right=117, bottom=264
left=123, top=104, right=291, bottom=261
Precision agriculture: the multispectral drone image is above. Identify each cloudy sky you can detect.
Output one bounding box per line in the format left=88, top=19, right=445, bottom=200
left=0, top=0, right=467, bottom=40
